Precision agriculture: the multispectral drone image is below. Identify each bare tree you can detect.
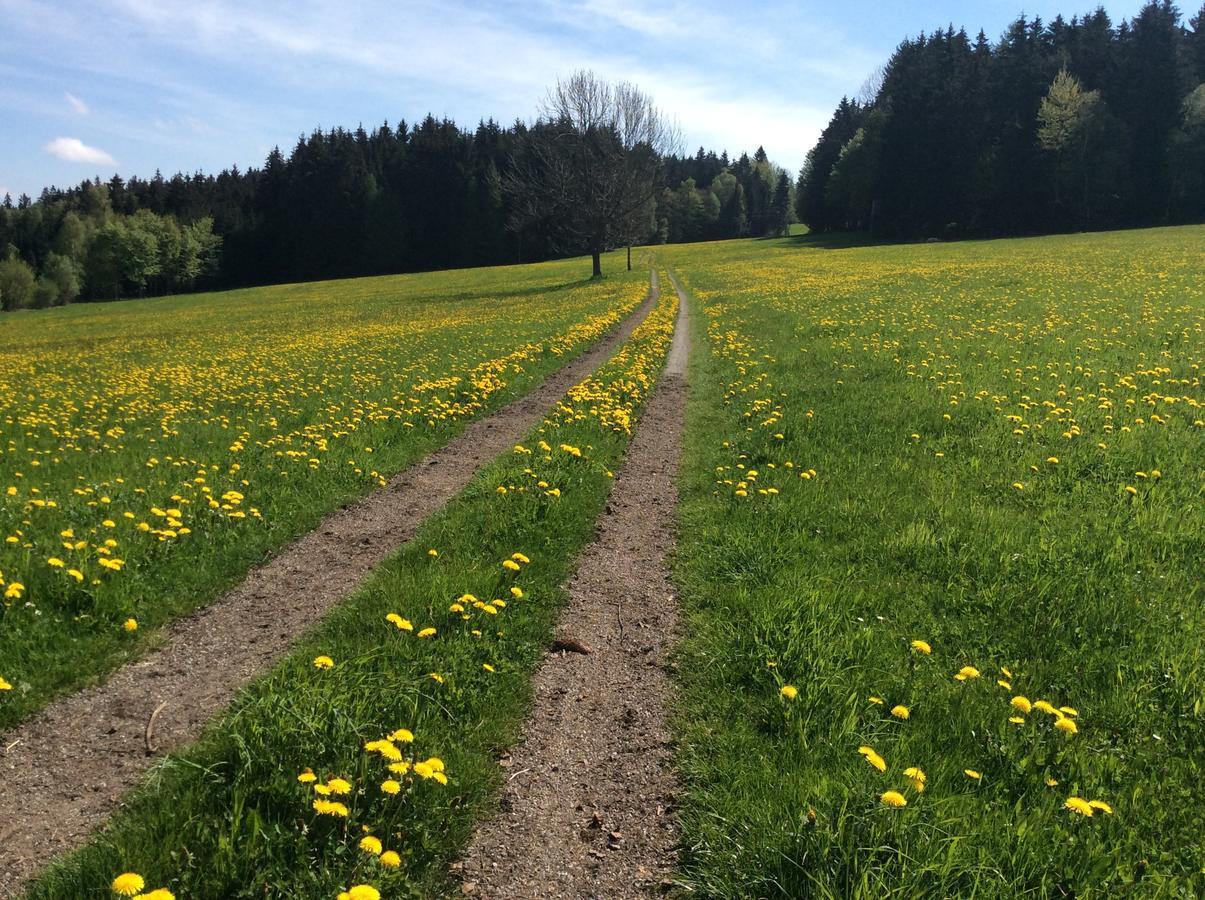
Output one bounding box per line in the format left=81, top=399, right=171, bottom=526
left=505, top=71, right=680, bottom=277
left=856, top=65, right=886, bottom=106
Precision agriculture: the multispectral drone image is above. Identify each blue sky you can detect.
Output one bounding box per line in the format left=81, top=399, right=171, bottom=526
left=0, top=0, right=1149, bottom=200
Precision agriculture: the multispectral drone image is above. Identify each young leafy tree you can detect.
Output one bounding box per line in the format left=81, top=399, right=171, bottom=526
left=505, top=71, right=680, bottom=278
left=84, top=221, right=126, bottom=299
left=41, top=252, right=80, bottom=305
left=0, top=256, right=35, bottom=310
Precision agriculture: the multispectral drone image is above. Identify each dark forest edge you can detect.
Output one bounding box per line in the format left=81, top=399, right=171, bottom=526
left=1, top=1, right=1202, bottom=311
left=798, top=1, right=1205, bottom=238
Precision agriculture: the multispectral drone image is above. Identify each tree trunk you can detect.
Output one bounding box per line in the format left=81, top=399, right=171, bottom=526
left=626, top=245, right=631, bottom=271
left=592, top=251, right=602, bottom=278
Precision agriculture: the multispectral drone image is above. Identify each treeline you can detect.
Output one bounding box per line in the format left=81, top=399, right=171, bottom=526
left=798, top=1, right=1205, bottom=238
left=0, top=113, right=791, bottom=309
left=0, top=192, right=220, bottom=310
left=659, top=147, right=795, bottom=243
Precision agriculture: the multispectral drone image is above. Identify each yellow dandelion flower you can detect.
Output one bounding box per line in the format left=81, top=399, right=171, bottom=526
left=417, top=627, right=436, bottom=638
left=297, top=769, right=317, bottom=783
left=428, top=672, right=444, bottom=683
left=0, top=676, right=12, bottom=691
left=1001, top=666, right=1013, bottom=678
left=512, top=552, right=530, bottom=564
left=483, top=663, right=495, bottom=672
left=1045, top=776, right=1059, bottom=787
left=313, top=799, right=349, bottom=817
left=1058, top=706, right=1079, bottom=717
left=313, top=655, right=334, bottom=669
left=388, top=762, right=411, bottom=775
left=380, top=779, right=401, bottom=795
left=1033, top=700, right=1058, bottom=715
left=379, top=850, right=401, bottom=867
left=123, top=618, right=138, bottom=633
left=903, top=766, right=926, bottom=792
left=880, top=790, right=907, bottom=808
left=1088, top=800, right=1114, bottom=815
left=1064, top=796, right=1094, bottom=816
left=1055, top=716, right=1078, bottom=735
left=955, top=665, right=980, bottom=681
left=964, top=769, right=982, bottom=780
left=390, top=728, right=414, bottom=743
left=858, top=746, right=887, bottom=773
left=346, top=886, right=381, bottom=900
left=780, top=684, right=798, bottom=700
left=1010, top=696, right=1032, bottom=714
left=427, top=548, right=438, bottom=557
left=910, top=639, right=932, bottom=655
left=867, top=696, right=884, bottom=705
left=359, top=835, right=383, bottom=855
left=997, top=679, right=1011, bottom=689
left=134, top=890, right=175, bottom=900
left=364, top=739, right=402, bottom=762
left=111, top=873, right=146, bottom=896
left=890, top=705, right=910, bottom=720
left=1009, top=715, right=1026, bottom=724
left=385, top=613, right=413, bottom=631
left=326, top=777, right=352, bottom=795
left=510, top=586, right=524, bottom=599
left=502, top=559, right=520, bottom=572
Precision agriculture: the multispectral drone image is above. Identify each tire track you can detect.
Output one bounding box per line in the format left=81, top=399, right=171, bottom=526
left=0, top=275, right=662, bottom=895
left=457, top=271, right=690, bottom=898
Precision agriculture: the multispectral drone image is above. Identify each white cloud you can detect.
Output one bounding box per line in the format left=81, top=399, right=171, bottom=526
left=65, top=92, right=89, bottom=114
left=44, top=137, right=116, bottom=165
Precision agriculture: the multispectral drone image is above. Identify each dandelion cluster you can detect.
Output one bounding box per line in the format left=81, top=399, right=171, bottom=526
left=810, top=636, right=1117, bottom=824
left=109, top=872, right=173, bottom=899
left=0, top=269, right=646, bottom=715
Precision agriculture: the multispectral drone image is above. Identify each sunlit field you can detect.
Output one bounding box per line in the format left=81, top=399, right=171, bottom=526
left=0, top=255, right=646, bottom=727
left=662, top=226, right=1203, bottom=896
left=28, top=272, right=678, bottom=900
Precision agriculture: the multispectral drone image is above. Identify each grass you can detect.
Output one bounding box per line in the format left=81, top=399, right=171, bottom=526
left=661, top=226, right=1204, bottom=897
left=0, top=252, right=646, bottom=729
left=26, top=272, right=679, bottom=899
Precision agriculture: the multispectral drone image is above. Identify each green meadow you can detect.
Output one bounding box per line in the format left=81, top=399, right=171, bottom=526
left=662, top=226, right=1204, bottom=896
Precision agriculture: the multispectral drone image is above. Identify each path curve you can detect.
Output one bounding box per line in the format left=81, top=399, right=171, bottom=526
left=0, top=275, right=661, bottom=895
left=456, top=271, right=690, bottom=898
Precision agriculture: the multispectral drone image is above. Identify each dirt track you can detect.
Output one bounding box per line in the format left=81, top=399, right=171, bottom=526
left=456, top=272, right=690, bottom=899
left=0, top=278, right=661, bottom=895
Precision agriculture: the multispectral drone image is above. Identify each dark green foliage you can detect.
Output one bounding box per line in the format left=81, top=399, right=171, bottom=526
left=799, top=2, right=1205, bottom=239
left=657, top=147, right=792, bottom=241
left=0, top=255, right=35, bottom=310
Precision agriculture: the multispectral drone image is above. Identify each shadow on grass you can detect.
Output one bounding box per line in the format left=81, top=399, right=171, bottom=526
left=781, top=231, right=885, bottom=251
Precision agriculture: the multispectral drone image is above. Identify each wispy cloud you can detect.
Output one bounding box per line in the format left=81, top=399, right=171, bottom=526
left=0, top=0, right=915, bottom=195
left=44, top=136, right=116, bottom=165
